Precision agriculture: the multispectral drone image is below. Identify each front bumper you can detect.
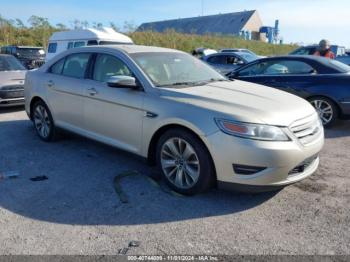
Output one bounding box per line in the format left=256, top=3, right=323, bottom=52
left=205, top=128, right=324, bottom=191
left=0, top=88, right=25, bottom=107
left=0, top=97, right=25, bottom=107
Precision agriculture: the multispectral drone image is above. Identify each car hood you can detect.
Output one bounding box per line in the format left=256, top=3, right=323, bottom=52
left=0, top=71, right=26, bottom=88
left=159, top=80, right=316, bottom=127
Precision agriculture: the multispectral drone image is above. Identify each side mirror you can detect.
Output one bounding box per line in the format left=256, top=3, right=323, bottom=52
left=107, top=76, right=139, bottom=89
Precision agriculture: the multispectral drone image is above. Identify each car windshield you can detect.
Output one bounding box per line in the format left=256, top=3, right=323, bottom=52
left=0, top=56, right=26, bottom=71
left=238, top=52, right=258, bottom=62
left=131, top=52, right=226, bottom=87
left=17, top=48, right=45, bottom=57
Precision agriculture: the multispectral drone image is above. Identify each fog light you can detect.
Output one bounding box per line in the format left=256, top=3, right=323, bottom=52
left=233, top=164, right=267, bottom=175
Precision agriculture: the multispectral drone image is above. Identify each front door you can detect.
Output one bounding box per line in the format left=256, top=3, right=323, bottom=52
left=83, top=53, right=144, bottom=154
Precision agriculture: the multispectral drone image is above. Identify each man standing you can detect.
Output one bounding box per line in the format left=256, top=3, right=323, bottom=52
left=314, top=39, right=335, bottom=59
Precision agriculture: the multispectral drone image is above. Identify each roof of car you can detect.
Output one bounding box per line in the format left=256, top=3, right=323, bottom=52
left=81, top=44, right=183, bottom=54
left=0, top=54, right=13, bottom=57
left=238, top=55, right=350, bottom=74
left=258, top=55, right=331, bottom=63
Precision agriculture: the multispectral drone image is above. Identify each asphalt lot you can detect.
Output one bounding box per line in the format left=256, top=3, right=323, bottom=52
left=0, top=107, right=349, bottom=255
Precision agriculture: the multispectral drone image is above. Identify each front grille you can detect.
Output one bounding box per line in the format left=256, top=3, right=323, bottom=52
left=0, top=86, right=24, bottom=99
left=289, top=155, right=318, bottom=176
left=34, top=60, right=45, bottom=68
left=290, top=114, right=322, bottom=146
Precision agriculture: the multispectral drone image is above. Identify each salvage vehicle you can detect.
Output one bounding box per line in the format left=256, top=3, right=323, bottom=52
left=46, top=27, right=134, bottom=61
left=25, top=45, right=324, bottom=195
left=0, top=46, right=45, bottom=69
left=0, top=55, right=26, bottom=107
left=227, top=56, right=350, bottom=127
left=203, top=52, right=258, bottom=75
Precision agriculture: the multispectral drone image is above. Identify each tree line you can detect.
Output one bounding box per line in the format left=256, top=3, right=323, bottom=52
left=0, top=15, right=136, bottom=48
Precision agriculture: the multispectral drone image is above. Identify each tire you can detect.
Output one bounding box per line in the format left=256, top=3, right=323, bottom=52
left=309, top=97, right=339, bottom=128
left=156, top=128, right=215, bottom=195
left=32, top=100, right=57, bottom=142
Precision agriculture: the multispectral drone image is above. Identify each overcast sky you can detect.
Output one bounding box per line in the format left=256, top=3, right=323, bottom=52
left=1, top=0, right=349, bottom=46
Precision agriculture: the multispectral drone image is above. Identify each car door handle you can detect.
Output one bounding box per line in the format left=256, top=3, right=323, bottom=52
left=87, top=88, right=98, bottom=96
left=47, top=80, right=54, bottom=87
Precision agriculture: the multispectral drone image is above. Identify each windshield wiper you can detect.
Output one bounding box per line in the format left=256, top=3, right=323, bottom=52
left=159, top=79, right=229, bottom=88
left=208, top=78, right=228, bottom=82
left=162, top=81, right=207, bottom=87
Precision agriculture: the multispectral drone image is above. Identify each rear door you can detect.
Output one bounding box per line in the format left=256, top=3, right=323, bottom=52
left=46, top=52, right=92, bottom=130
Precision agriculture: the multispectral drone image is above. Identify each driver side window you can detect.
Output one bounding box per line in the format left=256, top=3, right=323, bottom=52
left=93, top=54, right=133, bottom=82
left=227, top=55, right=243, bottom=65
left=238, top=62, right=266, bottom=76
left=239, top=60, right=316, bottom=76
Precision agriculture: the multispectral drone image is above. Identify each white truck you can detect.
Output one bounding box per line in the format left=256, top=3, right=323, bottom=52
left=46, top=27, right=134, bottom=61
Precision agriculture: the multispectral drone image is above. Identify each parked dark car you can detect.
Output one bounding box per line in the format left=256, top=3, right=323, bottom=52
left=203, top=52, right=258, bottom=75
left=290, top=44, right=350, bottom=66
left=0, top=46, right=45, bottom=69
left=0, top=55, right=26, bottom=107
left=336, top=55, right=350, bottom=66
left=290, top=45, right=346, bottom=57
left=227, top=56, right=350, bottom=127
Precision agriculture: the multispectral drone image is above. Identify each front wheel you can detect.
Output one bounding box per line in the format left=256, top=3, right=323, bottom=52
left=309, top=97, right=338, bottom=128
left=156, top=128, right=215, bottom=195
left=32, top=100, right=57, bottom=142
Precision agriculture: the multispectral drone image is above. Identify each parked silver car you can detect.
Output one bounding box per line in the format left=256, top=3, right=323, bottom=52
left=0, top=55, right=27, bottom=107
left=24, top=45, right=324, bottom=195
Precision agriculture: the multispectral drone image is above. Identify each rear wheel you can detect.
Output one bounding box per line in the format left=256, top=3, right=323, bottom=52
left=309, top=97, right=338, bottom=128
left=32, top=100, right=57, bottom=141
left=156, top=128, right=215, bottom=195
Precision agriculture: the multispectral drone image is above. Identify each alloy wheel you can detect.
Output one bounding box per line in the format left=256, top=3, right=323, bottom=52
left=160, top=137, right=200, bottom=189
left=33, top=105, right=51, bottom=139
left=311, top=99, right=334, bottom=126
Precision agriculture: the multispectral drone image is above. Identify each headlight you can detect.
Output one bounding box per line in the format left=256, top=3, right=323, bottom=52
left=215, top=118, right=290, bottom=141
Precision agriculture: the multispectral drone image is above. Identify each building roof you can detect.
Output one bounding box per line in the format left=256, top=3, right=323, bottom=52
left=137, top=10, right=257, bottom=35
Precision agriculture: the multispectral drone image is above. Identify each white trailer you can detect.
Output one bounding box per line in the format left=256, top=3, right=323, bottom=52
left=46, top=27, right=134, bottom=61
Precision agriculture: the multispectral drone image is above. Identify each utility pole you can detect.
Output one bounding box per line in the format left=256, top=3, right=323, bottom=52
left=201, top=0, right=204, bottom=16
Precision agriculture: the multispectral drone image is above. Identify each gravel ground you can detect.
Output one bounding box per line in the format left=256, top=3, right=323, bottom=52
left=0, top=107, right=349, bottom=255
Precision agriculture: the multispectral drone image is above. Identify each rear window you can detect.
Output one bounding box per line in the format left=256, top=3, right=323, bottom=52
left=62, top=53, right=91, bottom=79
left=50, top=58, right=65, bottom=75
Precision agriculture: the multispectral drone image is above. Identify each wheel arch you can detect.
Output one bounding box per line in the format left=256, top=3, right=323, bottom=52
left=29, top=96, right=47, bottom=120
left=147, top=124, right=217, bottom=181
left=307, top=95, right=342, bottom=116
